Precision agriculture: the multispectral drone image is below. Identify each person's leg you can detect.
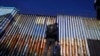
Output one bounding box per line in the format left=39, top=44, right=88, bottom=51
left=42, top=39, right=50, bottom=56
left=49, top=39, right=55, bottom=56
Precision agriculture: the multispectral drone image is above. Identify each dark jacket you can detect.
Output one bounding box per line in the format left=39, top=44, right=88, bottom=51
left=45, top=23, right=59, bottom=42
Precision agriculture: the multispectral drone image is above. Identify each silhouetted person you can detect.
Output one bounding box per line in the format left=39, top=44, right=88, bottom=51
left=43, top=23, right=59, bottom=56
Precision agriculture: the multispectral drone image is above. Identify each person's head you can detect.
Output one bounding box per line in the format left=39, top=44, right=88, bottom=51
left=54, top=23, right=58, bottom=26
left=54, top=22, right=57, bottom=24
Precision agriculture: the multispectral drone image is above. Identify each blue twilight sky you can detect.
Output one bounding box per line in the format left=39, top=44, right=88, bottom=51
left=0, top=0, right=96, bottom=17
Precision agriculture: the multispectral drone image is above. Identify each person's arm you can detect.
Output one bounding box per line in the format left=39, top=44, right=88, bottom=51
left=45, top=25, right=51, bottom=39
